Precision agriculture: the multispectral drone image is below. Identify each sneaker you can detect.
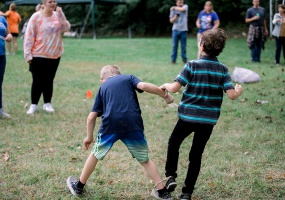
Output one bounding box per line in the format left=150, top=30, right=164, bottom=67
left=151, top=188, right=172, bottom=200
left=165, top=176, right=177, bottom=192
left=67, top=176, right=83, bottom=196
left=27, top=104, right=38, bottom=114
left=177, top=193, right=191, bottom=200
left=0, top=108, right=10, bottom=118
left=43, top=103, right=54, bottom=112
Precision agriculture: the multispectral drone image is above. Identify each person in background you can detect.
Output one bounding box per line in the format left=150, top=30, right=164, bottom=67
left=196, top=1, right=220, bottom=59
left=169, top=0, right=188, bottom=64
left=0, top=3, right=21, bottom=55
left=21, top=4, right=43, bottom=39
left=272, top=4, right=285, bottom=66
left=24, top=0, right=70, bottom=114
left=245, top=0, right=268, bottom=62
left=0, top=15, right=13, bottom=117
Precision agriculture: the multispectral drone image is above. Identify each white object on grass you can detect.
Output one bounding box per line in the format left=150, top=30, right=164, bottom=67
left=232, top=67, right=261, bottom=83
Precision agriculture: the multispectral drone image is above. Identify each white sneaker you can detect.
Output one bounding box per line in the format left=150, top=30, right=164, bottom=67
left=27, top=104, right=38, bottom=114
left=43, top=103, right=54, bottom=112
left=0, top=108, right=10, bottom=118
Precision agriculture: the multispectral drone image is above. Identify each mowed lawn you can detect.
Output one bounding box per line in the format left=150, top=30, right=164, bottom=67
left=0, top=35, right=284, bottom=200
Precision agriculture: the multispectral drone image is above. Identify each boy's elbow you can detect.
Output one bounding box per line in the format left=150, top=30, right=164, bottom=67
left=87, top=112, right=98, bottom=122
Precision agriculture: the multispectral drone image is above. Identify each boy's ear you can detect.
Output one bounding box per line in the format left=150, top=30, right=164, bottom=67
left=200, top=44, right=204, bottom=52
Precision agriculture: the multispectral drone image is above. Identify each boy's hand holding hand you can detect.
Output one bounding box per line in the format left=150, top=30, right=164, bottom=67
left=83, top=137, right=94, bottom=150
left=160, top=85, right=174, bottom=104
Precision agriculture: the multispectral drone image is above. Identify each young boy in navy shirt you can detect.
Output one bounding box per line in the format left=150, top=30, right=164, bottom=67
left=161, top=28, right=242, bottom=200
left=67, top=65, right=174, bottom=199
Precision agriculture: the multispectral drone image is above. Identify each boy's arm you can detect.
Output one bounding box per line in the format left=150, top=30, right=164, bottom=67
left=137, top=82, right=174, bottom=104
left=226, top=84, right=242, bottom=100
left=137, top=82, right=166, bottom=98
left=160, top=82, right=182, bottom=93
left=84, top=111, right=98, bottom=150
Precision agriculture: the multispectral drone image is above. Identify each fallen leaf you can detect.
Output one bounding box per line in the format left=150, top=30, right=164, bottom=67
left=24, top=103, right=29, bottom=109
left=208, top=181, right=215, bottom=187
left=4, top=152, right=10, bottom=161
left=48, top=148, right=56, bottom=153
left=244, top=152, right=249, bottom=155
left=108, top=180, right=114, bottom=185
left=86, top=90, right=93, bottom=99
left=69, top=157, right=77, bottom=162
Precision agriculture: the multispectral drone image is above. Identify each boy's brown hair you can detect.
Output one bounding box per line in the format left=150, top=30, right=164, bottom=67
left=200, top=28, right=227, bottom=56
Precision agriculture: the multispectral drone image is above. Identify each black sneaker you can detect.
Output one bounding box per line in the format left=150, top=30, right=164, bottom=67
left=67, top=176, right=83, bottom=196
left=165, top=176, right=177, bottom=192
left=151, top=188, right=173, bottom=200
left=177, top=193, right=191, bottom=200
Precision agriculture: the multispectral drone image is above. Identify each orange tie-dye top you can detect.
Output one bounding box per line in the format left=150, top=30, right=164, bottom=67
left=24, top=10, right=70, bottom=62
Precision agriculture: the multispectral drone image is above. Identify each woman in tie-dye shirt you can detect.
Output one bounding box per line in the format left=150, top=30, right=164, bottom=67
left=24, top=0, right=70, bottom=115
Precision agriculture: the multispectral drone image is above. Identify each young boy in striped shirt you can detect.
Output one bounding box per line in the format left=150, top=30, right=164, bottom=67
left=161, top=28, right=242, bottom=200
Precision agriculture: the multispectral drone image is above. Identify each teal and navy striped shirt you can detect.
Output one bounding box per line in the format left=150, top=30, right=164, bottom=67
left=175, top=55, right=234, bottom=125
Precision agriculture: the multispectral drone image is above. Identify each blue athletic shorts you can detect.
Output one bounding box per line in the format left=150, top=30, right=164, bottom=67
left=91, top=131, right=149, bottom=162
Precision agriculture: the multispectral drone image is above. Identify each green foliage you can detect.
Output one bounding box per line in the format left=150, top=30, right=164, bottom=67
left=0, top=0, right=277, bottom=36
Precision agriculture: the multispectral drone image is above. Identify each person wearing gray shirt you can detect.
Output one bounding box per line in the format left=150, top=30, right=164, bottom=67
left=169, top=0, right=188, bottom=64
left=245, top=0, right=268, bottom=62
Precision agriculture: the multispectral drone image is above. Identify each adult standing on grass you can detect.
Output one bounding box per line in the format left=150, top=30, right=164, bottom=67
left=67, top=65, right=174, bottom=199
left=245, top=0, right=268, bottom=62
left=196, top=1, right=220, bottom=59
left=24, top=0, right=70, bottom=115
left=0, top=3, right=21, bottom=55
left=272, top=4, right=285, bottom=66
left=169, top=0, right=188, bottom=64
left=160, top=28, right=242, bottom=200
left=0, top=16, right=13, bottom=118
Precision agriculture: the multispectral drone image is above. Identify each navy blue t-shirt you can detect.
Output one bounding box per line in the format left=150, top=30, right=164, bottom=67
left=91, top=74, right=144, bottom=134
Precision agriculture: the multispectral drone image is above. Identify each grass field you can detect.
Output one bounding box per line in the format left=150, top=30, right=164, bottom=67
left=0, top=36, right=284, bottom=200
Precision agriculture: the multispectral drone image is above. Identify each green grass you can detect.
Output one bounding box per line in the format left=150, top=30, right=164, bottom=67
left=0, top=36, right=284, bottom=200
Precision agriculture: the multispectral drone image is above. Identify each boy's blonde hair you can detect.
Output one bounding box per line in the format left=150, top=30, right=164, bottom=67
left=100, top=65, right=121, bottom=80
left=200, top=28, right=227, bottom=56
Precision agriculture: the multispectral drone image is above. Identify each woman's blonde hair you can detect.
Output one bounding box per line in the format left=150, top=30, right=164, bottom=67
left=9, top=3, right=16, bottom=11
left=204, top=1, right=214, bottom=13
